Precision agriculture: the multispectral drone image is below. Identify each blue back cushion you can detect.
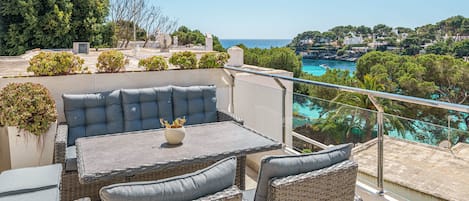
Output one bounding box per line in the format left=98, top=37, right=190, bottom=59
left=172, top=86, right=217, bottom=125
left=63, top=90, right=124, bottom=146
left=121, top=86, right=173, bottom=132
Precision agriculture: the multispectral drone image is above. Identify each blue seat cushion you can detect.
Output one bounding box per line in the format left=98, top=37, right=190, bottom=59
left=63, top=90, right=124, bottom=146
left=99, top=157, right=237, bottom=201
left=0, top=164, right=62, bottom=199
left=254, top=143, right=353, bottom=201
left=172, top=86, right=217, bottom=125
left=121, top=86, right=173, bottom=132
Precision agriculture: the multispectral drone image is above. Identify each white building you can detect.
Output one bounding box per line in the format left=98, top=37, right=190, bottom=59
left=300, top=39, right=314, bottom=45
left=344, top=36, right=364, bottom=45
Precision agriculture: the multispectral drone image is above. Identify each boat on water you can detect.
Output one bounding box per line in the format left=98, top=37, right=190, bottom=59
left=319, top=64, right=330, bottom=69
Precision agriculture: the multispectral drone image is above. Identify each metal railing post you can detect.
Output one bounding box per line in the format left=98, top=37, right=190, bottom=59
left=230, top=74, right=235, bottom=113
left=274, top=78, right=287, bottom=144
left=368, top=95, right=384, bottom=195
left=447, top=115, right=452, bottom=148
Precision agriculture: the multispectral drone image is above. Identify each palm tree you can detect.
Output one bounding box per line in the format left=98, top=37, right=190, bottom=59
left=315, top=75, right=412, bottom=143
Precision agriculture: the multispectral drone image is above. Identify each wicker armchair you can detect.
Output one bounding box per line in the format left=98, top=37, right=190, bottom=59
left=195, top=186, right=243, bottom=201
left=267, top=160, right=358, bottom=201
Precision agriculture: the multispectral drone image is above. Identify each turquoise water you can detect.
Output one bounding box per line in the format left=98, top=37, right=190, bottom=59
left=220, top=39, right=291, bottom=49
left=302, top=59, right=356, bottom=76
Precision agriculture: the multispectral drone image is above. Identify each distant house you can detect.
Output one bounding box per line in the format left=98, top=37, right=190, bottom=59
left=443, top=34, right=469, bottom=42
left=300, top=39, right=314, bottom=45
left=368, top=41, right=388, bottom=48
left=386, top=46, right=401, bottom=51
left=454, top=35, right=469, bottom=41
left=351, top=47, right=369, bottom=52
left=316, top=38, right=332, bottom=45
left=344, top=36, right=364, bottom=45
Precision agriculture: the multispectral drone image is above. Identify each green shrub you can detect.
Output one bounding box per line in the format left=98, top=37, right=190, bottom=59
left=302, top=149, right=313, bottom=153
left=198, top=52, right=230, bottom=68
left=96, top=50, right=129, bottom=72
left=138, top=56, right=168, bottom=71
left=27, top=52, right=84, bottom=76
left=0, top=82, right=57, bottom=136
left=169, top=51, right=198, bottom=69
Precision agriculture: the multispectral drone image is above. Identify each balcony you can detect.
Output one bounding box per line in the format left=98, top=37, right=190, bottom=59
left=1, top=51, right=468, bottom=200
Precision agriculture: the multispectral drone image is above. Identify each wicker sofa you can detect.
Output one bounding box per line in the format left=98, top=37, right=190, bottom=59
left=54, top=85, right=242, bottom=200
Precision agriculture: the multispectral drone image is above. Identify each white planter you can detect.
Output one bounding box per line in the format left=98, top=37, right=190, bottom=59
left=0, top=121, right=57, bottom=171
left=164, top=127, right=186, bottom=145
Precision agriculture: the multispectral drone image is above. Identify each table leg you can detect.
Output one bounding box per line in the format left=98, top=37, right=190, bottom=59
left=237, top=155, right=246, bottom=190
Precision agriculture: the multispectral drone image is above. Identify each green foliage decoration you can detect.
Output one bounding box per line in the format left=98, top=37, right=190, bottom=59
left=138, top=56, right=168, bottom=71
left=198, top=52, right=230, bottom=68
left=0, top=82, right=57, bottom=136
left=96, top=50, right=129, bottom=72
left=27, top=52, right=84, bottom=76
left=169, top=51, right=198, bottom=69
left=240, top=46, right=302, bottom=77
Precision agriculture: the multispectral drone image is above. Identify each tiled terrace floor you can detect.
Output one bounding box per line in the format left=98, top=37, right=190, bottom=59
left=353, top=136, right=469, bottom=201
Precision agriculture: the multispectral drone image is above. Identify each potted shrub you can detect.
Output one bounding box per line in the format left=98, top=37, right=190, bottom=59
left=160, top=117, right=186, bottom=145
left=27, top=52, right=85, bottom=76
left=138, top=56, right=168, bottom=71
left=198, top=52, right=230, bottom=68
left=96, top=50, right=129, bottom=72
left=169, top=51, right=198, bottom=69
left=0, top=82, right=57, bottom=171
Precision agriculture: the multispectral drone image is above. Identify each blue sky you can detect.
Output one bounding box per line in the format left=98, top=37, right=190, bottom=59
left=155, top=0, right=469, bottom=39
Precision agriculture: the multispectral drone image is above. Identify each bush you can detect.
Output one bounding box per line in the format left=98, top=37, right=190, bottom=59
left=169, top=51, right=197, bottom=69
left=198, top=52, right=230, bottom=68
left=27, top=52, right=84, bottom=76
left=0, top=82, right=57, bottom=136
left=138, top=56, right=168, bottom=71
left=96, top=50, right=129, bottom=72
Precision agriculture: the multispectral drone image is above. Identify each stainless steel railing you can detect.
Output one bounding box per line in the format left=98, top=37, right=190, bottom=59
left=224, top=65, right=469, bottom=195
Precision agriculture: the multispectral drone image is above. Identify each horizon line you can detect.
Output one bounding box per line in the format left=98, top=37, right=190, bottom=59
left=219, top=38, right=292, bottom=40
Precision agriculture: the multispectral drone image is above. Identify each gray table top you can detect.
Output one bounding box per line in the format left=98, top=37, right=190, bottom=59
left=76, top=121, right=282, bottom=184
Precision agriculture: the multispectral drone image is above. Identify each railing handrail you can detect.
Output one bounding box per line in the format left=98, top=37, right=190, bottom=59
left=224, top=65, right=469, bottom=113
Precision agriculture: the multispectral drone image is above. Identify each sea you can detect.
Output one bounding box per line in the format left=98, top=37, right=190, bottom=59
left=220, top=39, right=291, bottom=49
left=302, top=59, right=356, bottom=76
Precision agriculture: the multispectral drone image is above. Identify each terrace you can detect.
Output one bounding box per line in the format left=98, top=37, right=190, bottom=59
left=1, top=47, right=469, bottom=201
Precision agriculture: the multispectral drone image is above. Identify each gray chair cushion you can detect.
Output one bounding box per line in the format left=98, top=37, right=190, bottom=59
left=100, top=157, right=237, bottom=201
left=65, top=146, right=77, bottom=171
left=63, top=90, right=124, bottom=146
left=254, top=143, right=353, bottom=201
left=172, top=86, right=217, bottom=125
left=0, top=164, right=61, bottom=199
left=242, top=189, right=256, bottom=201
left=121, top=87, right=173, bottom=132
